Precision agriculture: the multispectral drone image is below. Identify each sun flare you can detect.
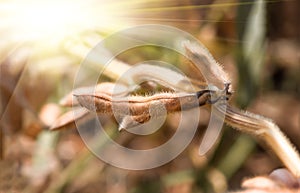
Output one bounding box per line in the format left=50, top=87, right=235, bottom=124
left=0, top=0, right=127, bottom=43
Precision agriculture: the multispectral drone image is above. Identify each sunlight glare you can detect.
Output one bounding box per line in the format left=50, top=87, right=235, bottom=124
left=1, top=0, right=121, bottom=42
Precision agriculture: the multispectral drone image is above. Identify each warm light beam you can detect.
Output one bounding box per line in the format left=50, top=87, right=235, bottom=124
left=0, top=0, right=124, bottom=42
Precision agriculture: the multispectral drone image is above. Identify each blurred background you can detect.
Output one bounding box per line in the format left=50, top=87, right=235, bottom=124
left=0, top=0, right=299, bottom=192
